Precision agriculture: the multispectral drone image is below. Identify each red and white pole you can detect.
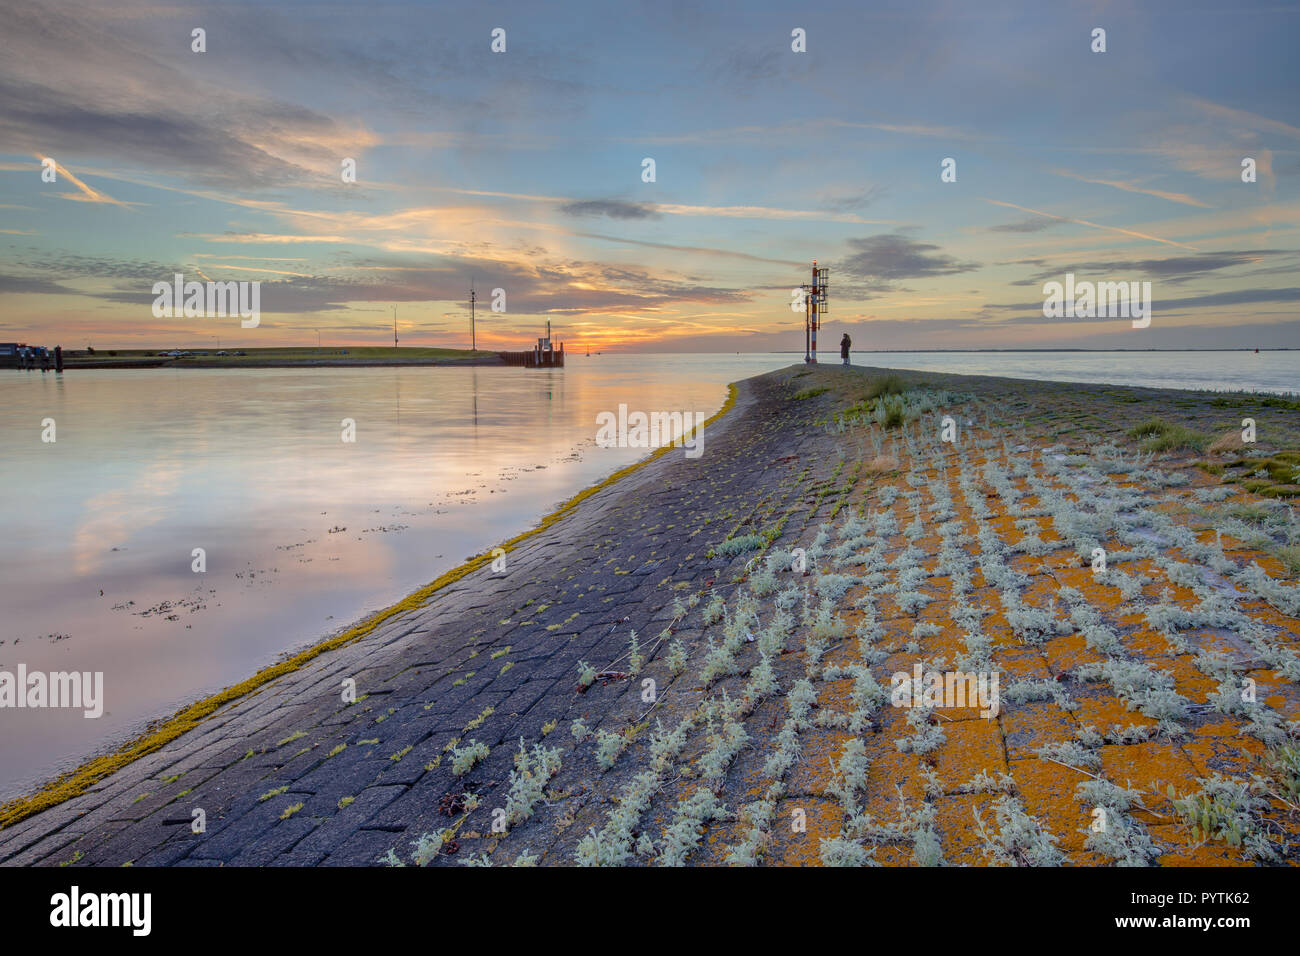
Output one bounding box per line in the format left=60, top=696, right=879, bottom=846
left=809, top=260, right=818, bottom=362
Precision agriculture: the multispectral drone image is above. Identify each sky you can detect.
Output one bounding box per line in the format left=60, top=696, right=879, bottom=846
left=1, top=0, right=1298, bottom=352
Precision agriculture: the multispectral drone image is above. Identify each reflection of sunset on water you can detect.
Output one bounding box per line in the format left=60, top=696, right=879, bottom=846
left=0, top=357, right=763, bottom=797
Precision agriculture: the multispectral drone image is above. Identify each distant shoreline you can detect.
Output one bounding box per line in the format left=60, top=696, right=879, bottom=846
left=67, top=357, right=512, bottom=370
left=37, top=346, right=511, bottom=370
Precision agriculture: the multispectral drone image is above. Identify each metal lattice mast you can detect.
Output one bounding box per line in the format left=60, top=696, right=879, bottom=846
left=802, top=260, right=828, bottom=363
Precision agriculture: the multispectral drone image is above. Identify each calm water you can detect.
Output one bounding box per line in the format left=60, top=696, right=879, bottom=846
left=0, top=353, right=788, bottom=797
left=853, top=350, right=1297, bottom=394
left=0, top=350, right=1291, bottom=797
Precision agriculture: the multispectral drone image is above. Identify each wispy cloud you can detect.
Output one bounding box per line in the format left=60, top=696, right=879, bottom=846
left=980, top=199, right=1201, bottom=251
left=37, top=157, right=131, bottom=207
left=179, top=232, right=356, bottom=245
left=1052, top=169, right=1212, bottom=208
left=1184, top=96, right=1300, bottom=141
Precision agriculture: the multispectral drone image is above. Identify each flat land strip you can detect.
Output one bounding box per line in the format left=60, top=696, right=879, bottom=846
left=3, top=364, right=1298, bottom=866
left=59, top=346, right=505, bottom=368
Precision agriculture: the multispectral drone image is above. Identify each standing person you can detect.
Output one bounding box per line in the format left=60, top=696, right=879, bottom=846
left=840, top=332, right=851, bottom=366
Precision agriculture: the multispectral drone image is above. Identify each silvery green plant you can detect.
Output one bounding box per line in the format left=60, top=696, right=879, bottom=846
left=699, top=632, right=741, bottom=684
left=658, top=789, right=727, bottom=866
left=575, top=715, right=694, bottom=866
left=972, top=795, right=1063, bottom=867
left=626, top=629, right=643, bottom=675
left=819, top=664, right=886, bottom=734
left=999, top=590, right=1070, bottom=645
left=748, top=554, right=780, bottom=597
left=1003, top=677, right=1076, bottom=711
left=814, top=571, right=857, bottom=604
left=828, top=737, right=871, bottom=818
left=1200, top=652, right=1293, bottom=745
left=957, top=770, right=1016, bottom=795
left=742, top=651, right=778, bottom=703
left=1034, top=739, right=1101, bottom=771
left=503, top=739, right=562, bottom=826
left=697, top=714, right=749, bottom=785
left=701, top=591, right=725, bottom=625
left=725, top=796, right=779, bottom=866
left=1168, top=774, right=1279, bottom=862
left=758, top=607, right=792, bottom=657
left=802, top=626, right=830, bottom=680
left=819, top=835, right=879, bottom=867
left=666, top=639, right=687, bottom=675
left=715, top=533, right=764, bottom=557
left=451, top=739, right=489, bottom=776
left=593, top=728, right=629, bottom=770
left=762, top=679, right=817, bottom=778
left=807, top=595, right=850, bottom=641
left=898, top=794, right=945, bottom=867
left=1073, top=658, right=1189, bottom=725
left=1073, top=778, right=1159, bottom=866
left=895, top=703, right=946, bottom=754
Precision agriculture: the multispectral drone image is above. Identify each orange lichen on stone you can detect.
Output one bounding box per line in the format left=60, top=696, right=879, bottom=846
left=1001, top=701, right=1081, bottom=761
left=872, top=843, right=915, bottom=867
left=1240, top=553, right=1290, bottom=579
left=861, top=750, right=928, bottom=827
left=1042, top=632, right=1108, bottom=672
left=1097, top=742, right=1200, bottom=822
left=996, top=647, right=1056, bottom=683
left=1008, top=756, right=1094, bottom=852
left=934, top=792, right=1000, bottom=865
left=1070, top=687, right=1158, bottom=732
left=934, top=714, right=1003, bottom=778
left=785, top=729, right=855, bottom=797
left=1123, top=628, right=1183, bottom=659
left=1181, top=734, right=1267, bottom=778
left=1153, top=655, right=1220, bottom=704
left=1155, top=831, right=1257, bottom=867
left=914, top=627, right=971, bottom=661
left=768, top=799, right=843, bottom=866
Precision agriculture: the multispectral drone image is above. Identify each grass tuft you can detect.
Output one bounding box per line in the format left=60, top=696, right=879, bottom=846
left=792, top=386, right=830, bottom=400
left=1127, top=417, right=1206, bottom=452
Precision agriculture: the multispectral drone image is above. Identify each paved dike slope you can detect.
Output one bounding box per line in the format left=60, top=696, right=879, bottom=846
left=3, top=364, right=1299, bottom=866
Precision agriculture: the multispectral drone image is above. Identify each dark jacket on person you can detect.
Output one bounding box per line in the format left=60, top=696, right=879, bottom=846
left=840, top=334, right=851, bottom=358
